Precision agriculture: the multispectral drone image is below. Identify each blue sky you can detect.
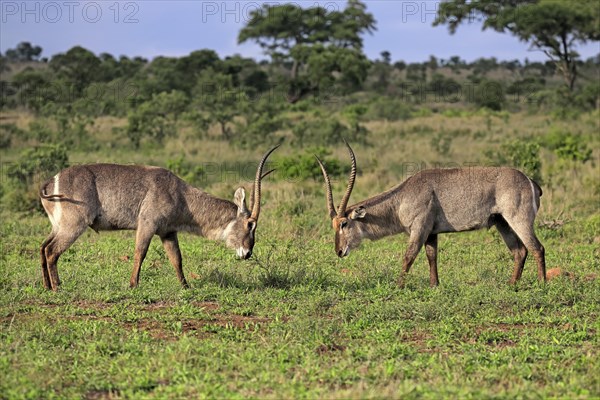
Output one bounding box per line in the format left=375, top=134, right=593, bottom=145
left=1, top=1, right=598, bottom=63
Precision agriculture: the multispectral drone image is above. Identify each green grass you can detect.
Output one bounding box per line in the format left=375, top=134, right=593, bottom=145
left=1, top=111, right=599, bottom=398
left=1, top=213, right=598, bottom=399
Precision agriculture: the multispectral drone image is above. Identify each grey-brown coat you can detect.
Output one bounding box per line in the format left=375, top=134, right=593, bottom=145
left=317, top=142, right=546, bottom=287
left=39, top=146, right=278, bottom=290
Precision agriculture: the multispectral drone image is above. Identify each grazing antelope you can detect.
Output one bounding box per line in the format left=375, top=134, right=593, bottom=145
left=39, top=146, right=278, bottom=290
left=316, top=142, right=546, bottom=287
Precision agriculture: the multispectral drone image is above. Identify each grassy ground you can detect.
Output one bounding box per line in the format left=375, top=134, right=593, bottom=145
left=1, top=110, right=599, bottom=398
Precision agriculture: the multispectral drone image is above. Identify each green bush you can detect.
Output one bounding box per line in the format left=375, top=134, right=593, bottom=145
left=3, top=145, right=69, bottom=212
left=575, top=82, right=599, bottom=110
left=472, top=79, right=505, bottom=111
left=275, top=148, right=348, bottom=182
left=341, top=104, right=369, bottom=144
left=166, top=156, right=205, bottom=187
left=43, top=104, right=97, bottom=150
left=0, top=123, right=23, bottom=148
left=430, top=133, right=453, bottom=156
left=126, top=90, right=188, bottom=148
left=233, top=98, right=287, bottom=148
left=27, top=119, right=55, bottom=142
left=486, top=139, right=541, bottom=182
left=506, top=77, right=546, bottom=98
left=531, top=88, right=584, bottom=119
left=427, top=73, right=462, bottom=103
left=365, top=96, right=414, bottom=121
left=291, top=118, right=351, bottom=148
left=543, top=129, right=592, bottom=163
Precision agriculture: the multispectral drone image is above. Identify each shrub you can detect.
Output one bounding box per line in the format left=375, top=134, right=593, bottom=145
left=126, top=90, right=188, bottom=148
left=3, top=145, right=69, bottom=212
left=342, top=104, right=369, bottom=144
left=427, top=73, right=461, bottom=103
left=275, top=148, right=348, bottom=182
left=544, top=129, right=592, bottom=163
left=575, top=82, right=599, bottom=111
left=430, top=133, right=453, bottom=156
left=364, top=96, right=413, bottom=121
left=486, top=139, right=541, bottom=182
left=0, top=123, right=23, bottom=149
left=291, top=118, right=350, bottom=148
left=166, top=156, right=205, bottom=187
left=506, top=77, right=546, bottom=99
left=43, top=104, right=96, bottom=149
left=27, top=120, right=55, bottom=142
left=233, top=98, right=287, bottom=148
left=472, top=79, right=505, bottom=111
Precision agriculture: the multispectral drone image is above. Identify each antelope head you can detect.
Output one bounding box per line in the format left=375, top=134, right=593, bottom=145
left=316, top=141, right=365, bottom=258
left=226, top=145, right=279, bottom=259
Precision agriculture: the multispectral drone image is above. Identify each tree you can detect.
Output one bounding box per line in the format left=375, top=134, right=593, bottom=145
left=5, top=42, right=42, bottom=62
left=141, top=50, right=221, bottom=96
left=380, top=51, right=391, bottom=65
left=370, top=51, right=393, bottom=93
left=238, top=0, right=376, bottom=102
left=434, top=0, right=600, bottom=91
left=118, top=55, right=148, bottom=79
left=11, top=67, right=52, bottom=111
left=49, top=46, right=101, bottom=95
left=126, top=91, right=188, bottom=148
left=192, top=69, right=243, bottom=140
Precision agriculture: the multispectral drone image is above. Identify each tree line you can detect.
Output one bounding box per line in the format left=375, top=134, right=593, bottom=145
left=0, top=0, right=598, bottom=149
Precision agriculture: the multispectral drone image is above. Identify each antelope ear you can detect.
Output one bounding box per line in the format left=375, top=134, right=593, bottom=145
left=349, top=206, right=366, bottom=220
left=234, top=187, right=249, bottom=216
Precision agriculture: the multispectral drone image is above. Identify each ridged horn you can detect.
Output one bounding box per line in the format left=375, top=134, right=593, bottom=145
left=337, top=140, right=357, bottom=217
left=250, top=145, right=280, bottom=220
left=249, top=169, right=276, bottom=210
left=315, top=155, right=336, bottom=219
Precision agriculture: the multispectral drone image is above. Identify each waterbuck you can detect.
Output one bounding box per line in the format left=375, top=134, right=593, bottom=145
left=39, top=146, right=278, bottom=290
left=316, top=142, right=546, bottom=287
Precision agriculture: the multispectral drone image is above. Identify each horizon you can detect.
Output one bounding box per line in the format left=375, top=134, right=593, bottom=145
left=2, top=1, right=599, bottom=64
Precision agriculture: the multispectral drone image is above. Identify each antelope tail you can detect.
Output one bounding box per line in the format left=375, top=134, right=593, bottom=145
left=531, top=179, right=543, bottom=197
left=39, top=181, right=67, bottom=200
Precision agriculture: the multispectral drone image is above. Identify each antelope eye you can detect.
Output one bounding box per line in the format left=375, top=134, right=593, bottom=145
left=247, top=221, right=256, bottom=230
left=340, top=220, right=348, bottom=229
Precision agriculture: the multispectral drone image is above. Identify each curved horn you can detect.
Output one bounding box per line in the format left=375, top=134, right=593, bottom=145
left=250, top=145, right=280, bottom=220
left=315, top=155, right=336, bottom=219
left=337, top=140, right=357, bottom=217
left=249, top=169, right=276, bottom=209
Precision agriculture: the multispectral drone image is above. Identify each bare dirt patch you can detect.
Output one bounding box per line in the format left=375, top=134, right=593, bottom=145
left=5, top=300, right=275, bottom=341
left=316, top=343, right=347, bottom=355
left=85, top=389, right=120, bottom=400
left=135, top=300, right=220, bottom=312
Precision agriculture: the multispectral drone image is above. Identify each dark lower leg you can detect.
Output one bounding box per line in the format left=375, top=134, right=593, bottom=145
left=45, top=251, right=61, bottom=291
left=534, top=246, right=546, bottom=282
left=425, top=234, right=439, bottom=287
left=40, top=239, right=52, bottom=290
left=398, top=240, right=425, bottom=287
left=161, top=233, right=188, bottom=288
left=509, top=246, right=528, bottom=285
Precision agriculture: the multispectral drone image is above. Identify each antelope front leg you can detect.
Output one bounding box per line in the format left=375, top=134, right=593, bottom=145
left=160, top=232, right=189, bottom=289
left=398, top=232, right=428, bottom=288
